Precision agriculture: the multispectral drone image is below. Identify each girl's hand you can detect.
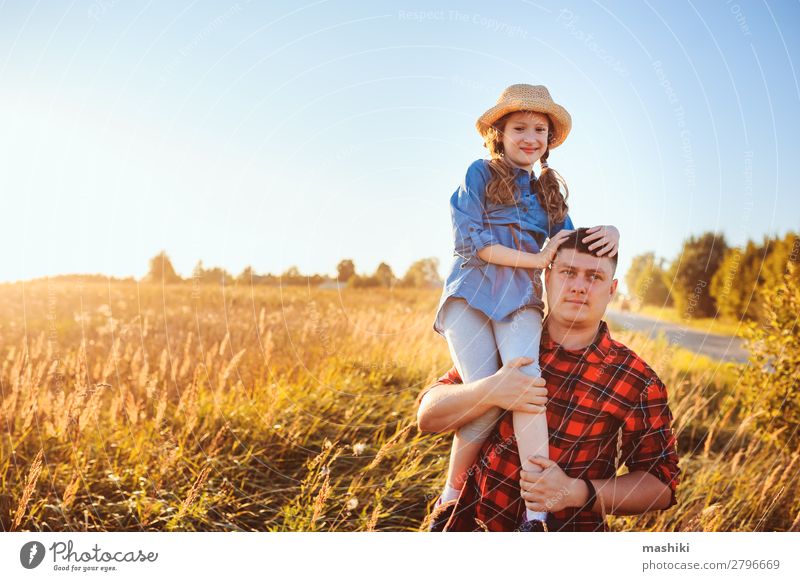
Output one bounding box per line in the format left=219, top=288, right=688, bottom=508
left=485, top=357, right=548, bottom=414
left=583, top=225, right=619, bottom=257
left=537, top=229, right=574, bottom=269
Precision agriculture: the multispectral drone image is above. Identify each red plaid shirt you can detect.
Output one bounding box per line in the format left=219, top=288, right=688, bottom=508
left=418, top=321, right=681, bottom=532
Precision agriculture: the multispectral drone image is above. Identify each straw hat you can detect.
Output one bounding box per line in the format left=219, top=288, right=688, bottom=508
left=476, top=84, right=572, bottom=148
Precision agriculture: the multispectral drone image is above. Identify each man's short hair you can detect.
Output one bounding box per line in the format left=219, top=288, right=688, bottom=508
left=555, top=227, right=618, bottom=274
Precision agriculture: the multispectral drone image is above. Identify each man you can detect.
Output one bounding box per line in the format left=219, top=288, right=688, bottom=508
left=416, top=228, right=680, bottom=531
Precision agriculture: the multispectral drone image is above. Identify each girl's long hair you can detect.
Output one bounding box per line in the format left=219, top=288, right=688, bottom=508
left=482, top=112, right=569, bottom=226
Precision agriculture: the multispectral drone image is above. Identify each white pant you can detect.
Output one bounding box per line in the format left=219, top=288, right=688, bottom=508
left=440, top=297, right=550, bottom=521
left=440, top=297, right=543, bottom=442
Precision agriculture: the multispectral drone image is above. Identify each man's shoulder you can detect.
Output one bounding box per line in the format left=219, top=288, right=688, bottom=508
left=600, top=325, right=666, bottom=390
left=436, top=366, right=463, bottom=385
left=415, top=366, right=462, bottom=407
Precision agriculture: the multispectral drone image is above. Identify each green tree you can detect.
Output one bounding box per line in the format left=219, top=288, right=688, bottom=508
left=761, top=233, right=800, bottom=291
left=710, top=241, right=760, bottom=321
left=666, top=233, right=728, bottom=318
left=237, top=265, right=254, bottom=285
left=625, top=252, right=672, bottom=307
left=400, top=258, right=442, bottom=288
left=374, top=262, right=396, bottom=288
left=711, top=233, right=800, bottom=322
left=146, top=251, right=182, bottom=284
left=733, top=259, right=800, bottom=446
left=281, top=266, right=304, bottom=285
left=192, top=260, right=231, bottom=285
left=336, top=259, right=356, bottom=283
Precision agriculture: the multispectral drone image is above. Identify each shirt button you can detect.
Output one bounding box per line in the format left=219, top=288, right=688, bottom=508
left=523, top=206, right=528, bottom=213
left=468, top=226, right=475, bottom=231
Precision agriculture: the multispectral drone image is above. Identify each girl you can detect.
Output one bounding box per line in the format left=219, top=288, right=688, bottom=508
left=431, top=84, right=619, bottom=530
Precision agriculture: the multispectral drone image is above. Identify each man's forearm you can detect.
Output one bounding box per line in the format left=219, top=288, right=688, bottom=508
left=416, top=377, right=496, bottom=433
left=571, top=471, right=673, bottom=515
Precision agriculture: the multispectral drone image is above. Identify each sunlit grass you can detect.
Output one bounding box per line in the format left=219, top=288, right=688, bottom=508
left=1, top=281, right=797, bottom=531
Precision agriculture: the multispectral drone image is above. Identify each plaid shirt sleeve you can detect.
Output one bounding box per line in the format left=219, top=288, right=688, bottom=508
left=415, top=367, right=462, bottom=407
left=619, top=374, right=681, bottom=508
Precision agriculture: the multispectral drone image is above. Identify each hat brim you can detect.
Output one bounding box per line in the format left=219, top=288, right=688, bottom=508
left=476, top=101, right=572, bottom=148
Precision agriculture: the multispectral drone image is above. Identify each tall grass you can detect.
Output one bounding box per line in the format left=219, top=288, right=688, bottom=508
left=0, top=280, right=797, bottom=531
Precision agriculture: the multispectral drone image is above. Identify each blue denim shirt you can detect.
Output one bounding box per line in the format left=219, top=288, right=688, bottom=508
left=434, top=159, right=574, bottom=335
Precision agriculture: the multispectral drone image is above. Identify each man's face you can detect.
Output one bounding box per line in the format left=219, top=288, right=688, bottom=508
left=544, top=248, right=618, bottom=326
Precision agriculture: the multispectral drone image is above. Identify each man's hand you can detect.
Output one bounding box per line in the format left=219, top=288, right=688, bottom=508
left=582, top=225, right=619, bottom=257
left=519, top=456, right=588, bottom=513
left=484, top=357, right=548, bottom=414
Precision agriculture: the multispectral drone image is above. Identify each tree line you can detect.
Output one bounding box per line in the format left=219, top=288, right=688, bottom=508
left=625, top=231, right=799, bottom=321
left=145, top=253, right=444, bottom=289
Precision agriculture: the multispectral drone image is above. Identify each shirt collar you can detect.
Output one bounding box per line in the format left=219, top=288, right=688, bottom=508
left=508, top=164, right=535, bottom=180
left=541, top=320, right=612, bottom=364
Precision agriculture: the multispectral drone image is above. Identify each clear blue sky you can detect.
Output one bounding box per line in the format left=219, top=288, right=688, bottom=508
left=1, top=0, right=798, bottom=287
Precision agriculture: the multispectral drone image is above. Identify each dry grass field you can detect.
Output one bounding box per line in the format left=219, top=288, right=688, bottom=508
left=1, top=280, right=798, bottom=531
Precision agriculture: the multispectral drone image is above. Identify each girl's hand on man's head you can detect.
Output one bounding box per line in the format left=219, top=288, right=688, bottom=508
left=538, top=229, right=574, bottom=268
left=583, top=225, right=619, bottom=257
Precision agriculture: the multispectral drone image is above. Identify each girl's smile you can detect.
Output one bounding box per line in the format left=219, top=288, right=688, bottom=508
left=501, top=111, right=551, bottom=172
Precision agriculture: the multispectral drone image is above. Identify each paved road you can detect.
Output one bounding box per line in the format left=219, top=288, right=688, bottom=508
left=605, top=309, right=749, bottom=363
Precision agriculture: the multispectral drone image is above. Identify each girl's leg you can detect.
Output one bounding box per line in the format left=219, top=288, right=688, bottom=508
left=439, top=298, right=503, bottom=502
left=493, top=308, right=548, bottom=523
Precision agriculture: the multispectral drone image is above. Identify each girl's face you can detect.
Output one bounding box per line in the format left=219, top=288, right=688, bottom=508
left=500, top=111, right=550, bottom=171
